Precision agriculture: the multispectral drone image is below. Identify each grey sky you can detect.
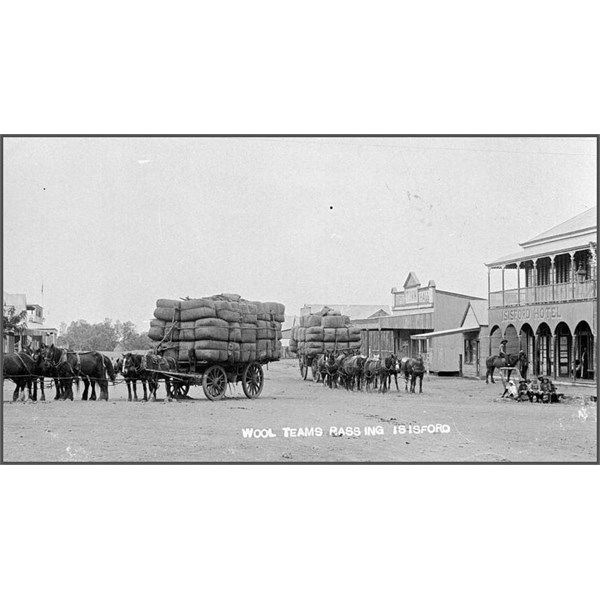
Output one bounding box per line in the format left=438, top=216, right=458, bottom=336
left=3, top=136, right=596, bottom=331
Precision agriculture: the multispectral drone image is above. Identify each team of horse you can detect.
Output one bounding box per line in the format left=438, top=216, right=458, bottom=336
left=313, top=350, right=426, bottom=394
left=4, top=342, right=529, bottom=402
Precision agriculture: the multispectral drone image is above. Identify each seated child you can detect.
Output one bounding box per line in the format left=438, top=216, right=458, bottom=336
left=502, top=378, right=518, bottom=399
left=529, top=377, right=542, bottom=402
left=517, top=379, right=531, bottom=402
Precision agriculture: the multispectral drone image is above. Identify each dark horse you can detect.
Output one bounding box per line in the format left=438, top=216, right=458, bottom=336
left=485, top=351, right=528, bottom=384
left=78, top=352, right=115, bottom=401
left=121, top=353, right=151, bottom=401
left=3, top=352, right=37, bottom=401
left=317, top=351, right=339, bottom=388
left=340, top=353, right=365, bottom=391
left=40, top=344, right=77, bottom=399
left=363, top=357, right=381, bottom=392
left=400, top=356, right=425, bottom=393
left=144, top=352, right=178, bottom=401
left=384, top=354, right=401, bottom=392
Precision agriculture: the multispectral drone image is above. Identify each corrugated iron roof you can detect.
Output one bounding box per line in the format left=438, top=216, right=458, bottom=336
left=522, top=207, right=596, bottom=247
left=485, top=231, right=596, bottom=267
left=411, top=326, right=480, bottom=339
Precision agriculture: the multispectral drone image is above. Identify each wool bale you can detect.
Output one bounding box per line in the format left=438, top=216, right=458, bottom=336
left=179, top=328, right=196, bottom=342
left=180, top=306, right=217, bottom=321
left=178, top=341, right=195, bottom=361
left=240, top=343, right=257, bottom=363
left=153, top=307, right=179, bottom=321
left=229, top=323, right=242, bottom=343
left=305, top=327, right=324, bottom=342
left=256, top=320, right=270, bottom=340
left=181, top=298, right=216, bottom=310
left=336, top=341, right=349, bottom=350
left=213, top=300, right=231, bottom=312
left=348, top=326, right=362, bottom=341
left=194, top=326, right=229, bottom=342
left=335, top=327, right=349, bottom=342
left=217, top=308, right=242, bottom=322
left=306, top=341, right=324, bottom=354
left=241, top=323, right=257, bottom=343
left=323, top=328, right=336, bottom=342
left=150, top=319, right=166, bottom=328
left=266, top=322, right=278, bottom=340
left=194, top=340, right=229, bottom=351
left=349, top=340, right=362, bottom=350
left=156, top=299, right=181, bottom=309
left=322, top=315, right=346, bottom=328
left=256, top=340, right=271, bottom=360
left=148, top=327, right=165, bottom=341
left=194, top=318, right=229, bottom=328
left=220, top=293, right=242, bottom=302
left=325, top=309, right=341, bottom=316
left=240, top=302, right=258, bottom=323
left=297, top=327, right=306, bottom=342
left=306, top=314, right=322, bottom=327
left=323, top=342, right=336, bottom=352
left=227, top=342, right=241, bottom=362
left=194, top=349, right=227, bottom=362
left=162, top=323, right=180, bottom=341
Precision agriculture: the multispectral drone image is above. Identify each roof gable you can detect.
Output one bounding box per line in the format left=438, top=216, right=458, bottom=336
left=460, top=300, right=489, bottom=328
left=403, top=272, right=420, bottom=289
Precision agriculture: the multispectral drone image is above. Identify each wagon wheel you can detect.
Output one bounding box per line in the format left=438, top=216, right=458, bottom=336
left=202, top=365, right=227, bottom=401
left=242, top=362, right=264, bottom=399
left=312, top=357, right=320, bottom=382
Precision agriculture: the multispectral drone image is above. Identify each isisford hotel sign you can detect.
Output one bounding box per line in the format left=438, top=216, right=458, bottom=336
left=490, top=298, right=595, bottom=332
left=501, top=306, right=563, bottom=322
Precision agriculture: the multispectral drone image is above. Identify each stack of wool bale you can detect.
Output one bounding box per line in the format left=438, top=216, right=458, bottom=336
left=148, top=294, right=285, bottom=363
left=289, top=308, right=362, bottom=356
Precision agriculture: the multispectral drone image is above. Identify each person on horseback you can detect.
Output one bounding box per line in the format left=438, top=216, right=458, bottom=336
left=499, top=339, right=508, bottom=362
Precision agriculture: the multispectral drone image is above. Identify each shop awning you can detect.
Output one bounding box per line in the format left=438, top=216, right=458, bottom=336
left=411, top=326, right=480, bottom=340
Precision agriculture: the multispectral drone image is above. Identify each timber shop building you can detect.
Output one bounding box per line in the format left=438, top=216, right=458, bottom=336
left=485, top=207, right=597, bottom=382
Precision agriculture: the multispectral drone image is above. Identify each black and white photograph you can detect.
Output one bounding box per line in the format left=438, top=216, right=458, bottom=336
left=2, top=135, right=597, bottom=463
left=2, top=4, right=600, bottom=600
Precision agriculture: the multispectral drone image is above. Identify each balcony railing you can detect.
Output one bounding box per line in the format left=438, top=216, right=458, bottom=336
left=489, top=279, right=597, bottom=308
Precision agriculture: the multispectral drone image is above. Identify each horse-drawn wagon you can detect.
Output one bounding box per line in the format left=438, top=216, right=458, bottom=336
left=145, top=294, right=285, bottom=401
left=140, top=354, right=266, bottom=401
left=289, top=308, right=362, bottom=381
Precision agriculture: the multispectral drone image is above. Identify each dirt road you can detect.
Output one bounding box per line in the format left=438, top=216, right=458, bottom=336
left=3, top=360, right=597, bottom=462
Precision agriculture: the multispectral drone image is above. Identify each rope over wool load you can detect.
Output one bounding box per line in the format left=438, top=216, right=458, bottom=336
left=149, top=294, right=285, bottom=363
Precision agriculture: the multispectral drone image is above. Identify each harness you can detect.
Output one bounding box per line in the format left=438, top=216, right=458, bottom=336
left=14, top=353, right=33, bottom=375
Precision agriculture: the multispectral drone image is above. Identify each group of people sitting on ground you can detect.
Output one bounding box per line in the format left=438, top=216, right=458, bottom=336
left=502, top=376, right=562, bottom=403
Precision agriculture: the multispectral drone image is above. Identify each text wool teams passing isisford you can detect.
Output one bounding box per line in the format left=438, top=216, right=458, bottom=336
left=241, top=424, right=452, bottom=438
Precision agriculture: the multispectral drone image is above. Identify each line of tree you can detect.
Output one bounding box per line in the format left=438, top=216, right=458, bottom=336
left=57, top=318, right=153, bottom=351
